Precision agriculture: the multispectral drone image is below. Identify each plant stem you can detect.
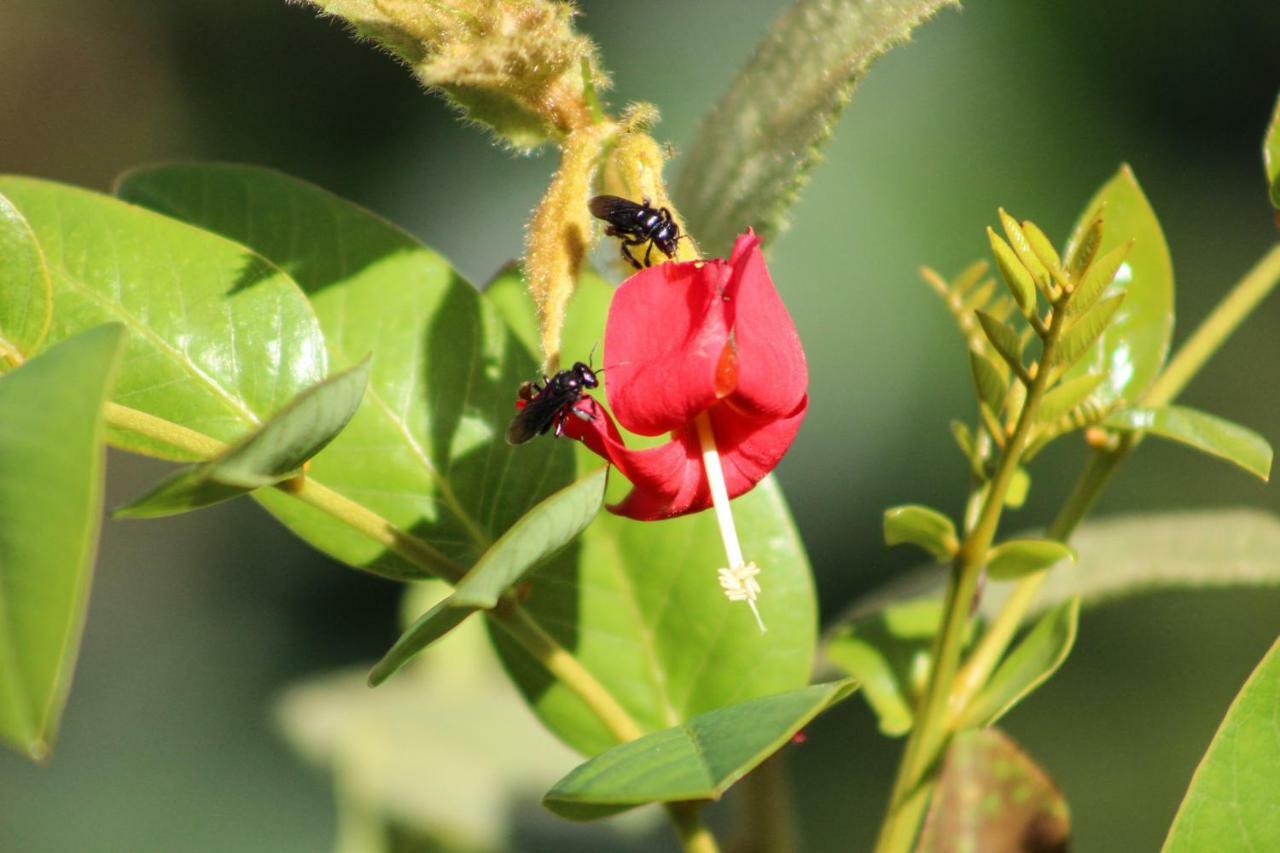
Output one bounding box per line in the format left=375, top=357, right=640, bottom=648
left=667, top=802, right=721, bottom=853
left=874, top=306, right=1067, bottom=853
left=949, top=240, right=1280, bottom=716
left=735, top=754, right=798, bottom=853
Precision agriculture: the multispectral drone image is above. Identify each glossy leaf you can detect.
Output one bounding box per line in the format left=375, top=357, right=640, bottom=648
left=1035, top=373, right=1104, bottom=425
left=673, top=0, right=958, bottom=255
left=452, top=466, right=607, bottom=608
left=116, top=359, right=372, bottom=518
left=1265, top=91, right=1280, bottom=211
left=918, top=728, right=1070, bottom=853
left=543, top=681, right=857, bottom=820
left=986, top=538, right=1075, bottom=581
left=975, top=310, right=1024, bottom=377
left=367, top=595, right=477, bottom=687
left=986, top=228, right=1036, bottom=314
left=0, top=192, right=51, bottom=366
left=0, top=176, right=327, bottom=460
left=1061, top=166, right=1174, bottom=404
left=1053, top=294, right=1124, bottom=368
left=823, top=598, right=943, bottom=736
left=1163, top=635, right=1280, bottom=852
left=116, top=163, right=573, bottom=580
left=883, top=504, right=958, bottom=561
left=955, top=597, right=1079, bottom=729
left=1104, top=405, right=1272, bottom=481
left=969, top=350, right=1006, bottom=415
left=486, top=268, right=818, bottom=756
left=0, top=325, right=125, bottom=759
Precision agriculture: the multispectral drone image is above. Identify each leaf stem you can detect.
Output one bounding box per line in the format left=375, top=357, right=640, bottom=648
left=666, top=802, right=721, bottom=853
left=874, top=304, right=1067, bottom=853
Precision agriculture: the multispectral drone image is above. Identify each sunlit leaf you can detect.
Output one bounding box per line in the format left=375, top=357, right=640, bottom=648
left=1035, top=374, right=1104, bottom=425
left=673, top=0, right=958, bottom=255
left=1163, top=635, right=1280, bottom=852
left=1104, top=405, right=1272, bottom=481
left=969, top=350, right=1006, bottom=415
left=999, top=210, right=1051, bottom=293
left=883, top=504, right=958, bottom=561
left=1066, top=242, right=1130, bottom=318
left=1061, top=166, right=1174, bottom=404
left=823, top=598, right=942, bottom=736
left=1053, top=294, right=1124, bottom=368
left=975, top=310, right=1024, bottom=378
left=0, top=325, right=125, bottom=760
left=1064, top=212, right=1104, bottom=280
left=1020, top=219, right=1062, bottom=280
left=0, top=175, right=328, bottom=461
left=1265, top=91, right=1280, bottom=212
left=986, top=538, right=1075, bottom=581
left=0, top=192, right=51, bottom=366
left=116, top=359, right=372, bottom=518
left=986, top=228, right=1036, bottom=315
left=918, top=728, right=1070, bottom=853
left=367, top=595, right=477, bottom=687
left=486, top=269, right=818, bottom=756
left=955, top=597, right=1079, bottom=729
left=116, top=163, right=573, bottom=580
left=543, top=681, right=857, bottom=820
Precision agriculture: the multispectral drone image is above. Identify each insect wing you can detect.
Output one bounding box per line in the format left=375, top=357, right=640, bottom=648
left=505, top=386, right=568, bottom=445
left=589, top=194, right=641, bottom=221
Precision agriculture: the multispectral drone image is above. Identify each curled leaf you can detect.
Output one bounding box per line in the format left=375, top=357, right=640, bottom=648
left=883, top=505, right=958, bottom=561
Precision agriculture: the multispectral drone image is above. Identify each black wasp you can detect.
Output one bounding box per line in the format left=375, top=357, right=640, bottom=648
left=505, top=361, right=600, bottom=446
left=589, top=194, right=681, bottom=270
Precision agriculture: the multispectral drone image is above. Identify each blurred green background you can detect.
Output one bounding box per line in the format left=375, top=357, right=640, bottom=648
left=2, top=0, right=1279, bottom=850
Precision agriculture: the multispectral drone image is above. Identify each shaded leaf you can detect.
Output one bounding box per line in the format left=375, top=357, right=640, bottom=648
left=969, top=350, right=1007, bottom=415
left=486, top=268, right=817, bottom=756
left=116, top=359, right=372, bottom=518
left=1163, top=635, right=1280, bottom=852
left=823, top=598, right=942, bottom=736
left=452, top=466, right=607, bottom=608
left=883, top=504, right=958, bottom=561
left=975, top=310, right=1025, bottom=378
left=987, top=538, right=1075, bottom=582
left=673, top=0, right=958, bottom=255
left=1104, top=405, right=1272, bottom=481
left=1061, top=166, right=1174, bottom=404
left=1035, top=374, right=1104, bottom=425
left=987, top=228, right=1036, bottom=315
left=918, top=728, right=1070, bottom=853
left=0, top=175, right=328, bottom=460
left=0, top=192, right=51, bottom=366
left=955, top=597, right=1079, bottom=729
left=1266, top=91, right=1280, bottom=211
left=367, top=595, right=477, bottom=687
left=1053, top=294, right=1124, bottom=369
left=116, top=163, right=573, bottom=580
left=0, top=325, right=125, bottom=759
left=543, top=681, right=857, bottom=820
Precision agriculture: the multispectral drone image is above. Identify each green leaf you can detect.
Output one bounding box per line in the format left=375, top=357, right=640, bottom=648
left=0, top=176, right=328, bottom=461
left=969, top=349, right=1007, bottom=415
left=975, top=310, right=1024, bottom=378
left=1104, top=405, right=1272, bottom=481
left=1061, top=165, right=1174, bottom=404
left=116, top=163, right=573, bottom=580
left=543, top=681, right=857, bottom=820
left=1265, top=91, right=1280, bottom=211
left=998, top=210, right=1051, bottom=292
left=986, top=228, right=1037, bottom=315
left=1020, top=219, right=1063, bottom=279
left=673, top=0, right=958, bottom=255
left=1005, top=466, right=1031, bottom=509
left=955, top=597, right=1079, bottom=729
left=486, top=269, right=818, bottom=756
left=1053, top=293, right=1125, bottom=368
left=0, top=192, right=51, bottom=366
left=453, top=466, right=607, bottom=608
left=918, top=728, right=1070, bottom=853
left=1066, top=241, right=1131, bottom=318
left=987, top=538, right=1075, bottom=581
left=1035, top=373, right=1104, bottom=425
left=1163, top=635, right=1280, bottom=852
left=1065, top=212, right=1104, bottom=280
left=0, top=324, right=126, bottom=760
left=823, top=598, right=942, bottom=736
left=883, top=504, right=958, bottom=561
left=367, top=595, right=477, bottom=687
left=116, top=359, right=372, bottom=518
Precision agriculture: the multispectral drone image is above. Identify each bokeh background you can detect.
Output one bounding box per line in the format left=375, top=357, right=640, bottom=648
left=2, top=0, right=1279, bottom=850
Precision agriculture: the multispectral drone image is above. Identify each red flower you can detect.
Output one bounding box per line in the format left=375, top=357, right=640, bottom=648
left=564, top=230, right=808, bottom=520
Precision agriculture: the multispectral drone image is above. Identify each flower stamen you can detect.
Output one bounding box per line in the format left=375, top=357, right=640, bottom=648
left=694, top=411, right=766, bottom=632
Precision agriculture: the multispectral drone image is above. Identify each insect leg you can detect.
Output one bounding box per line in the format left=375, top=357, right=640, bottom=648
left=620, top=241, right=642, bottom=270
left=643, top=239, right=656, bottom=267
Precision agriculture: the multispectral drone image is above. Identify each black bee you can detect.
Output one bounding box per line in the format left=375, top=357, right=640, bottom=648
left=589, top=194, right=681, bottom=270
left=505, top=361, right=600, bottom=446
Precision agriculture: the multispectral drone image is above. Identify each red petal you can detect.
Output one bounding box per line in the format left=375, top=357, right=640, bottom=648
left=708, top=395, right=808, bottom=496
left=604, top=259, right=733, bottom=436
left=722, top=231, right=808, bottom=418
